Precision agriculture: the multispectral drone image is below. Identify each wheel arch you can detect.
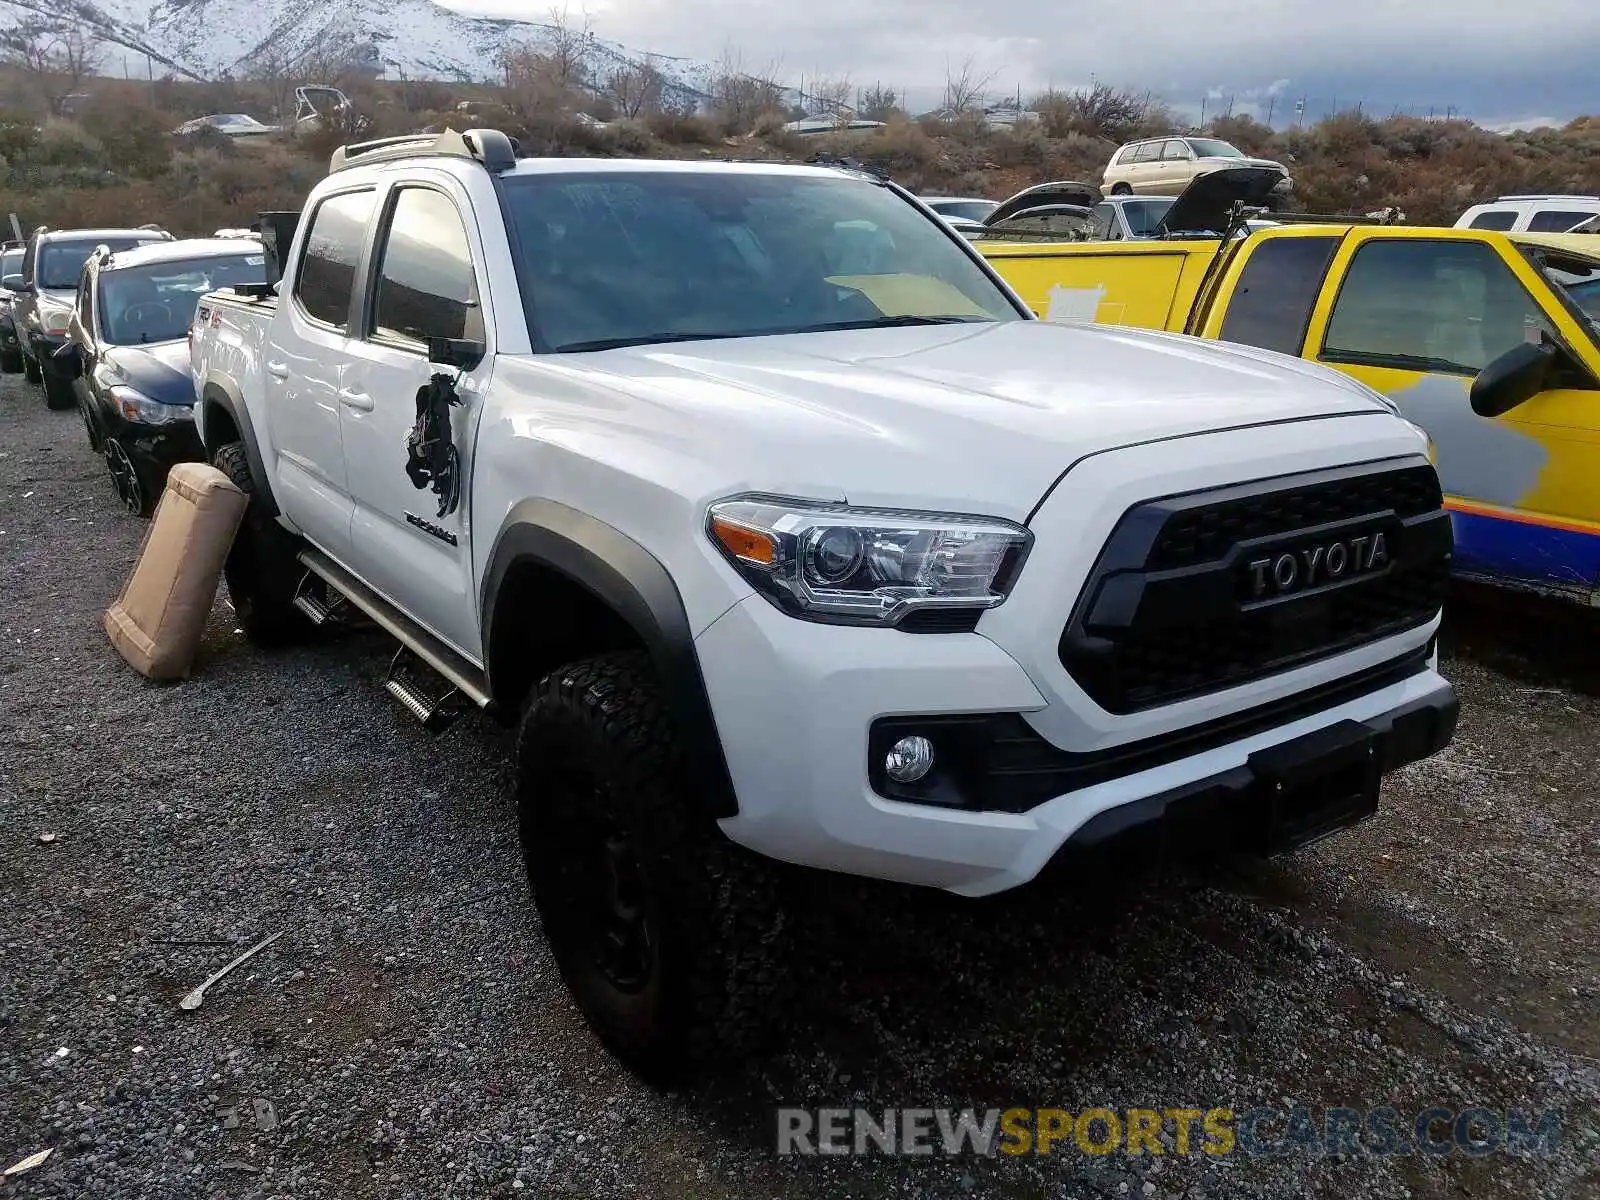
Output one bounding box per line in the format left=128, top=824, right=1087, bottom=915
left=482, top=500, right=739, bottom=820
left=199, top=378, right=274, bottom=514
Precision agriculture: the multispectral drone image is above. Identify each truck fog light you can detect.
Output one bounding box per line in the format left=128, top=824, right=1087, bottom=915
left=885, top=735, right=935, bottom=784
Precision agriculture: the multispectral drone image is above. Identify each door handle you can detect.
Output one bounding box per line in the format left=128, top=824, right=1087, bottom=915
left=337, top=387, right=374, bottom=412
left=265, top=360, right=290, bottom=379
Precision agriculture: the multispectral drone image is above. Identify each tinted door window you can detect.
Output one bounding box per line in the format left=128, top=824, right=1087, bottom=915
left=370, top=188, right=483, bottom=346
left=1131, top=142, right=1161, bottom=163
left=1528, top=209, right=1597, bottom=233
left=1322, top=239, right=1554, bottom=374
left=1467, top=210, right=1517, bottom=231
left=1216, top=236, right=1340, bottom=355
left=294, top=189, right=375, bottom=329
left=1160, top=139, right=1191, bottom=161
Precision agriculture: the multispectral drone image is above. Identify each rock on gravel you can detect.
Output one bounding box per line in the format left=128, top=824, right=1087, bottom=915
left=2, top=377, right=1597, bottom=1199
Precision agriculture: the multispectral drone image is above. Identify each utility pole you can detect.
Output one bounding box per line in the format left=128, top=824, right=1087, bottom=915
left=1265, top=95, right=1276, bottom=127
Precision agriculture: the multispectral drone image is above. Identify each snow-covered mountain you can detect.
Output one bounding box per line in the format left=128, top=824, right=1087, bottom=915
left=0, top=0, right=716, bottom=103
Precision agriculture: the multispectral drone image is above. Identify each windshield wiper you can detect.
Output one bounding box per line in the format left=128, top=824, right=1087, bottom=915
left=1327, top=349, right=1477, bottom=375
left=554, top=331, right=736, bottom=352
left=801, top=314, right=992, bottom=332
left=554, top=315, right=989, bottom=353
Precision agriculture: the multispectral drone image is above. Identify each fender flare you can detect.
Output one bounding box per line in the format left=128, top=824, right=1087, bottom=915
left=199, top=378, right=275, bottom=514
left=481, top=500, right=739, bottom=820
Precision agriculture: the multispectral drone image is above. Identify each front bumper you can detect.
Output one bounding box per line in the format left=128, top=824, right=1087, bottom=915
left=30, top=330, right=68, bottom=369
left=101, top=406, right=204, bottom=466
left=700, top=593, right=1452, bottom=897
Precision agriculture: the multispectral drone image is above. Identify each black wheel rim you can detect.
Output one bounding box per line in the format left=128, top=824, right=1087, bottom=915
left=104, top=440, right=142, bottom=514
left=536, top=768, right=658, bottom=996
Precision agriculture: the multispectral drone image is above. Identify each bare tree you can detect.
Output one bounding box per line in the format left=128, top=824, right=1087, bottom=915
left=710, top=43, right=786, bottom=134
left=942, top=53, right=995, bottom=114
left=804, top=72, right=853, bottom=122
left=1, top=18, right=102, bottom=112
left=855, top=82, right=900, bottom=121
left=607, top=54, right=664, bottom=119
left=242, top=44, right=299, bottom=124
left=539, top=6, right=597, bottom=97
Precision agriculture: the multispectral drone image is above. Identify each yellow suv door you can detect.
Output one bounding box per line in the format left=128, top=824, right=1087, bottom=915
left=1301, top=229, right=1600, bottom=600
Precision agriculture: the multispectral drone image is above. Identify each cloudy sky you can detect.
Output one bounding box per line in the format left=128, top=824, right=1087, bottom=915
left=449, top=0, right=1597, bottom=128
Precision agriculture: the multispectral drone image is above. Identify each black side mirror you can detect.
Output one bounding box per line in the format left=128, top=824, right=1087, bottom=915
left=1470, top=340, right=1567, bottom=418
left=428, top=336, right=485, bottom=372
left=4, top=274, right=30, bottom=292
left=52, top=340, right=83, bottom=379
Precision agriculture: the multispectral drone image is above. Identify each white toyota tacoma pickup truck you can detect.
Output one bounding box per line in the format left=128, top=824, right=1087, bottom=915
left=190, top=129, right=1458, bottom=1082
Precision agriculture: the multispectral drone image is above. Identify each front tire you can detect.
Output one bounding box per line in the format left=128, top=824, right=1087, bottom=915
left=0, top=347, right=21, bottom=374
left=516, top=651, right=791, bottom=1085
left=42, top=370, right=75, bottom=410
left=211, top=440, right=310, bottom=646
left=103, top=436, right=160, bottom=517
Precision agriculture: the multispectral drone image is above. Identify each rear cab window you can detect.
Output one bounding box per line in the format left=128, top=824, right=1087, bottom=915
left=1215, top=235, right=1341, bottom=355
left=294, top=189, right=378, bottom=330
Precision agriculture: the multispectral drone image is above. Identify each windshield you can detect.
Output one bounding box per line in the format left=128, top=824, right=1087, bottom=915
left=930, top=200, right=998, bottom=222
left=39, top=238, right=159, bottom=290
left=1186, top=139, right=1244, bottom=159
left=100, top=253, right=267, bottom=344
left=499, top=170, right=1022, bottom=352
left=1543, top=257, right=1600, bottom=325
left=1121, top=198, right=1175, bottom=236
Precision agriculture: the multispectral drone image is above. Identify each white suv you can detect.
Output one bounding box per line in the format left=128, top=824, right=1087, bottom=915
left=191, top=129, right=1457, bottom=1083
left=1454, top=194, right=1600, bottom=233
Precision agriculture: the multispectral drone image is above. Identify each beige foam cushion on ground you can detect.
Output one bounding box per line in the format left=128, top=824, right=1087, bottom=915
left=104, top=461, right=248, bottom=682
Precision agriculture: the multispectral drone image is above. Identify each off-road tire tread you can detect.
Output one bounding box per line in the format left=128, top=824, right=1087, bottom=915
left=211, top=441, right=309, bottom=647
left=516, top=650, right=791, bottom=1085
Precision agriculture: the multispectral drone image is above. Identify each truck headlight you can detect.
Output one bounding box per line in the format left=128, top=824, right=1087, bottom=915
left=110, top=385, right=192, bottom=425
left=707, top=495, right=1031, bottom=626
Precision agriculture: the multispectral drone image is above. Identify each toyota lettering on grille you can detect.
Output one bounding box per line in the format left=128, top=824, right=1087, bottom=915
left=1248, top=531, right=1390, bottom=599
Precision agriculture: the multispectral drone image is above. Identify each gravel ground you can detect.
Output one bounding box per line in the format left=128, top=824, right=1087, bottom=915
left=2, top=374, right=1597, bottom=1200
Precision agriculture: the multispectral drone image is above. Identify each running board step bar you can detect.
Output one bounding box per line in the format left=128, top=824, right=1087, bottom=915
left=296, top=547, right=493, bottom=724
left=290, top=571, right=351, bottom=626
left=384, top=647, right=466, bottom=732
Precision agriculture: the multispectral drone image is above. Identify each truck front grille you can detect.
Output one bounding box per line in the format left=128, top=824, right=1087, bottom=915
left=1059, top=461, right=1449, bottom=714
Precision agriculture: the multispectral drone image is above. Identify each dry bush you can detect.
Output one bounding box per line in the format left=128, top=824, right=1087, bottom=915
left=600, top=118, right=655, bottom=155
left=646, top=112, right=720, bottom=146
left=1034, top=84, right=1175, bottom=144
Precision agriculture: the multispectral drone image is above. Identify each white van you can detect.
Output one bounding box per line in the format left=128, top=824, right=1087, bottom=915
left=1454, top=195, right=1600, bottom=233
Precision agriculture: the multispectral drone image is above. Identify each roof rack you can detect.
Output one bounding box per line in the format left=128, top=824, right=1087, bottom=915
left=1494, top=194, right=1600, bottom=202
left=328, top=127, right=520, bottom=175
left=804, top=151, right=889, bottom=181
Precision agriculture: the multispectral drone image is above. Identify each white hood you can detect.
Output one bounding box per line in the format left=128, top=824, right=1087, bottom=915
left=534, top=320, right=1389, bottom=521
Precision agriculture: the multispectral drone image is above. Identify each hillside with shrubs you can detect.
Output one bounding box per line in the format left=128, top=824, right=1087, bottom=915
left=0, top=56, right=1597, bottom=235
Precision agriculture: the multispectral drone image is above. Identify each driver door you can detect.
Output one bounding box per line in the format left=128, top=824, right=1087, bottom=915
left=336, top=181, right=490, bottom=660
left=1303, top=231, right=1600, bottom=596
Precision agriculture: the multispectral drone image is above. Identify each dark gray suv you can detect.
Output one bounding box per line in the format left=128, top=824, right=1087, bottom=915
left=5, top=225, right=172, bottom=408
